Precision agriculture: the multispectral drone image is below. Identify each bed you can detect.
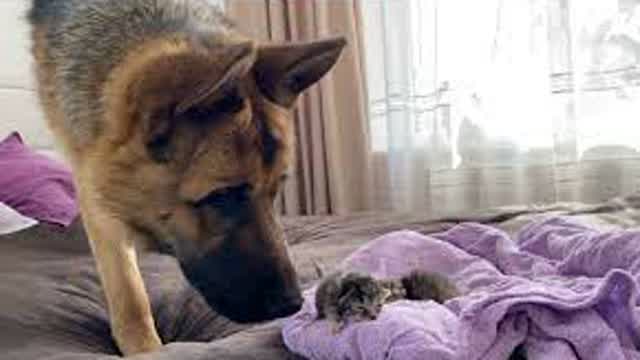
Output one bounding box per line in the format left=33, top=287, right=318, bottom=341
left=4, top=2, right=640, bottom=358
left=2, top=196, right=640, bottom=360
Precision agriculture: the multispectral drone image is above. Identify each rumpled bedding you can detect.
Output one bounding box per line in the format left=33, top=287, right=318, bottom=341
left=283, top=217, right=640, bottom=360
left=0, top=201, right=37, bottom=235
left=4, top=197, right=640, bottom=360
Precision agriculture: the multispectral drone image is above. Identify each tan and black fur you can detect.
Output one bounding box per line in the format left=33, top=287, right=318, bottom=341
left=28, top=0, right=346, bottom=356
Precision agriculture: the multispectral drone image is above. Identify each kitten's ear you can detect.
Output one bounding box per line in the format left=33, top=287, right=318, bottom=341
left=312, top=259, right=326, bottom=279
left=253, top=37, right=347, bottom=107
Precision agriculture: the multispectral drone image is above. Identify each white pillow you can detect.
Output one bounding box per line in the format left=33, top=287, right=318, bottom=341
left=0, top=202, right=38, bottom=235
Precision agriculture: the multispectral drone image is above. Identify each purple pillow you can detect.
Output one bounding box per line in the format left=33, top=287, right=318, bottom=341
left=0, top=132, right=78, bottom=226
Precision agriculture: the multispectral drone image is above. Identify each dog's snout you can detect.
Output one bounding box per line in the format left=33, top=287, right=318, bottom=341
left=267, top=291, right=303, bottom=318
left=179, top=237, right=302, bottom=323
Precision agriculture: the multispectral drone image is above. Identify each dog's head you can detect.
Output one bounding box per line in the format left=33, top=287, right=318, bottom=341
left=101, top=34, right=346, bottom=322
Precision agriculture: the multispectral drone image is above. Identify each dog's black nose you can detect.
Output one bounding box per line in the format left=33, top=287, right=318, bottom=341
left=267, top=293, right=303, bottom=318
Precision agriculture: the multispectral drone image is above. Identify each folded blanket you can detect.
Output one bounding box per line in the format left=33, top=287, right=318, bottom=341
left=0, top=202, right=37, bottom=235
left=282, top=217, right=640, bottom=360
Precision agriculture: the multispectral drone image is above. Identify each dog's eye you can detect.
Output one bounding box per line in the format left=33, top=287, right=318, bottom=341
left=194, top=183, right=251, bottom=212
left=184, top=88, right=245, bottom=122
left=214, top=89, right=245, bottom=114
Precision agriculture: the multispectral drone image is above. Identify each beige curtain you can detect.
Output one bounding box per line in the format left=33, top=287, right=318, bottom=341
left=227, top=0, right=372, bottom=215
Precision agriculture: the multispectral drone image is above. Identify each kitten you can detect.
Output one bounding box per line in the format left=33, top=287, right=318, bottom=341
left=401, top=270, right=460, bottom=303
left=315, top=270, right=458, bottom=332
left=314, top=270, right=527, bottom=358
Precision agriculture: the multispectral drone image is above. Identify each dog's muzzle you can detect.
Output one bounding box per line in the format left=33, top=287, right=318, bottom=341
left=179, top=240, right=303, bottom=323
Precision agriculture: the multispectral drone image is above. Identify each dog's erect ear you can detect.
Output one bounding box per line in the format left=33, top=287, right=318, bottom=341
left=253, top=37, right=347, bottom=107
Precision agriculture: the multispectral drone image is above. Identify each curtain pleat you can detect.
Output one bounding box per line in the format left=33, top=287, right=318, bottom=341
left=227, top=0, right=373, bottom=215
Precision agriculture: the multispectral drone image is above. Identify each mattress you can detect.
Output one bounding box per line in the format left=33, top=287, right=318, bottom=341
left=1, top=196, right=640, bottom=360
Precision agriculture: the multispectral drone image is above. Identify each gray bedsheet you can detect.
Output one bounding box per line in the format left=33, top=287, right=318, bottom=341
left=2, top=196, right=640, bottom=360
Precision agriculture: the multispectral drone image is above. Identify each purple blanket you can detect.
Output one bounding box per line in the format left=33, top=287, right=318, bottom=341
left=282, top=217, right=640, bottom=359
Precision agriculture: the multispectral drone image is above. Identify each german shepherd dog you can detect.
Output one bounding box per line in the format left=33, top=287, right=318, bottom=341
left=28, top=0, right=345, bottom=355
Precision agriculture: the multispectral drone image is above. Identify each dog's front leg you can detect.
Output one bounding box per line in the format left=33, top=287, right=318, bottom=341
left=81, top=202, right=162, bottom=356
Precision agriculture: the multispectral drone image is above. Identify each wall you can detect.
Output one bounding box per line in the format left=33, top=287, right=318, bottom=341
left=0, top=0, right=56, bottom=155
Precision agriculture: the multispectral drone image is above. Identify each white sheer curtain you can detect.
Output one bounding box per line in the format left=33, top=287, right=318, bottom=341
left=362, top=0, right=640, bottom=215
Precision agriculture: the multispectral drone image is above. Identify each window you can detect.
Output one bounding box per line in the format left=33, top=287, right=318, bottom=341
left=362, top=0, right=640, bottom=165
